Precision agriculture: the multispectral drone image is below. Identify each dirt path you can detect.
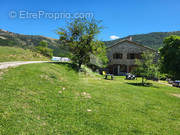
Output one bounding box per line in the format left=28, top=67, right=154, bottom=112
left=0, top=61, right=49, bottom=70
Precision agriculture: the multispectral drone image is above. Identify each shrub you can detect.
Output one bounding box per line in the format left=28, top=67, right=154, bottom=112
left=35, top=41, right=53, bottom=58
left=35, top=46, right=53, bottom=58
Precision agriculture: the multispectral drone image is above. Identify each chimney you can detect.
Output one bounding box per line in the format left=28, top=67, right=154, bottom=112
left=128, top=36, right=132, bottom=41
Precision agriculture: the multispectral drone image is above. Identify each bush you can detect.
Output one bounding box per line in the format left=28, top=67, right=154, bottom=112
left=159, top=73, right=168, bottom=80
left=35, top=41, right=53, bottom=58
left=35, top=46, right=53, bottom=58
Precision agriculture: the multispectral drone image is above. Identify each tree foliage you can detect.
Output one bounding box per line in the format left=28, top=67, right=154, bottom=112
left=160, top=35, right=180, bottom=80
left=134, top=51, right=159, bottom=84
left=57, top=18, right=108, bottom=69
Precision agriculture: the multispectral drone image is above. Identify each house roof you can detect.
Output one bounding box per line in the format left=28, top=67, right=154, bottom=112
left=106, top=39, right=156, bottom=52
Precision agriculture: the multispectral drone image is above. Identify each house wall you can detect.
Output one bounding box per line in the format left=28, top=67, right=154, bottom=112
left=106, top=41, right=155, bottom=75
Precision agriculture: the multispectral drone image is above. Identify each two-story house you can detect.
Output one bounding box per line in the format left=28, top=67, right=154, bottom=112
left=106, top=38, right=156, bottom=75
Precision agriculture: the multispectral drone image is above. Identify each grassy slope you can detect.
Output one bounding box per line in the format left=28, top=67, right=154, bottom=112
left=0, top=63, right=180, bottom=134
left=0, top=46, right=49, bottom=62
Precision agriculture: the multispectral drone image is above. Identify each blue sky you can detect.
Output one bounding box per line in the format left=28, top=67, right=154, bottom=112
left=1, top=0, right=180, bottom=41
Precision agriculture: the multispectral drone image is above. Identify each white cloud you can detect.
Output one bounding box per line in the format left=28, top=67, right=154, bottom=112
left=110, top=35, right=120, bottom=40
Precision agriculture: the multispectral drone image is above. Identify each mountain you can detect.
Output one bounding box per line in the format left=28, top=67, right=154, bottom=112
left=1, top=29, right=180, bottom=56
left=0, top=29, right=68, bottom=56
left=104, top=31, right=180, bottom=49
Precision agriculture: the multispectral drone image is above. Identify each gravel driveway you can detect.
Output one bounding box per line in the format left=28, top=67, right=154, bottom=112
left=0, top=61, right=49, bottom=70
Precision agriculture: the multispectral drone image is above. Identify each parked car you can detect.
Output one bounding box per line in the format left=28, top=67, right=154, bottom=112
left=125, top=73, right=136, bottom=80
left=172, top=80, right=180, bottom=87
left=166, top=78, right=174, bottom=84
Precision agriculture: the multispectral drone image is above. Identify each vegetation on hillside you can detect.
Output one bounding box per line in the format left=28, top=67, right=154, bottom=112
left=0, top=29, right=69, bottom=56
left=1, top=29, right=180, bottom=56
left=0, top=63, right=180, bottom=134
left=35, top=41, right=53, bottom=58
left=104, top=31, right=180, bottom=49
left=0, top=46, right=49, bottom=62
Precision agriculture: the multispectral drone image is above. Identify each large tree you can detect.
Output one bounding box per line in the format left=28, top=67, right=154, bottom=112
left=57, top=19, right=107, bottom=69
left=134, top=51, right=159, bottom=84
left=160, top=35, right=180, bottom=80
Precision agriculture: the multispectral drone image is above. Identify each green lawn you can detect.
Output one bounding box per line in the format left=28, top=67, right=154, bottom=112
left=0, top=46, right=49, bottom=62
left=0, top=63, right=180, bottom=134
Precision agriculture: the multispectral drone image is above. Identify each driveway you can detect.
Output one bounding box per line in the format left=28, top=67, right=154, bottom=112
left=0, top=61, right=49, bottom=70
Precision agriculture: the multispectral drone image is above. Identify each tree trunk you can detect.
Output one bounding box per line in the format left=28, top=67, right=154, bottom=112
left=142, top=76, right=144, bottom=85
left=78, top=61, right=82, bottom=70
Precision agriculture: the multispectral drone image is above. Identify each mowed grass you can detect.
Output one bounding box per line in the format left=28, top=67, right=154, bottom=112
left=0, top=46, right=49, bottom=62
left=0, top=63, right=180, bottom=134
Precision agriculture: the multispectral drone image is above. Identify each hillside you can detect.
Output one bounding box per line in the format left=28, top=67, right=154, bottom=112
left=1, top=29, right=180, bottom=54
left=0, top=62, right=180, bottom=134
left=104, top=31, right=180, bottom=49
left=0, top=46, right=49, bottom=62
left=0, top=29, right=69, bottom=56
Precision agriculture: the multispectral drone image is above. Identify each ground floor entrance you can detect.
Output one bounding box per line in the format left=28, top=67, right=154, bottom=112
left=108, top=64, right=137, bottom=75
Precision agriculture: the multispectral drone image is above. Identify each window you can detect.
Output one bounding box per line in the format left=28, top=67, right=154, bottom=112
left=127, top=53, right=142, bottom=59
left=113, top=53, right=123, bottom=59
left=127, top=53, right=135, bottom=59
left=136, top=53, right=142, bottom=59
